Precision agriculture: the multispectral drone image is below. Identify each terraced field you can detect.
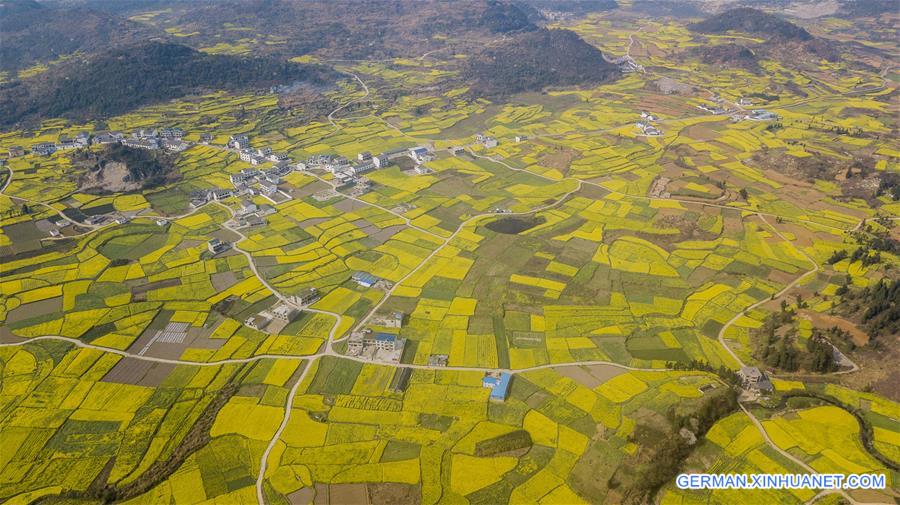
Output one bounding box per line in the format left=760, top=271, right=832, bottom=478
left=0, top=3, right=898, bottom=505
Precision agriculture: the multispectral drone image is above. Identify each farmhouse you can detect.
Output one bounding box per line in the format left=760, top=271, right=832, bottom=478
left=245, top=314, right=271, bottom=331
left=289, top=288, right=320, bottom=306
left=133, top=128, right=158, bottom=139
left=746, top=109, right=778, bottom=121
left=122, top=137, right=160, bottom=150
left=159, top=127, right=184, bottom=139
left=482, top=372, right=512, bottom=401
left=325, top=156, right=351, bottom=174
left=32, top=143, right=57, bottom=156
left=230, top=169, right=259, bottom=186
left=238, top=199, right=258, bottom=215
left=207, top=238, right=230, bottom=255
left=475, top=133, right=498, bottom=148
left=162, top=139, right=189, bottom=152
left=271, top=304, right=295, bottom=321
left=229, top=134, right=250, bottom=149
left=333, top=172, right=355, bottom=188
left=372, top=154, right=390, bottom=168
left=351, top=162, right=376, bottom=176
left=8, top=146, right=24, bottom=157
left=347, top=329, right=407, bottom=364
left=209, top=188, right=233, bottom=201
left=92, top=132, right=122, bottom=145
left=738, top=366, right=773, bottom=392
left=259, top=180, right=278, bottom=196
left=409, top=146, right=432, bottom=163
left=55, top=135, right=79, bottom=150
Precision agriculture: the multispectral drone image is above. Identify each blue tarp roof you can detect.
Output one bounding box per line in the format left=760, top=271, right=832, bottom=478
left=375, top=333, right=396, bottom=342
left=482, top=372, right=511, bottom=400
left=352, top=271, right=378, bottom=285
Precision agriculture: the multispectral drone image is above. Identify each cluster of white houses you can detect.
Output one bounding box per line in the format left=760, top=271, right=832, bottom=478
left=636, top=111, right=662, bottom=136
left=15, top=128, right=190, bottom=158
left=697, top=96, right=779, bottom=122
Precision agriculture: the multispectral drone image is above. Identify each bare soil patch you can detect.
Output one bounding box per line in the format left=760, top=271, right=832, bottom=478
left=799, top=309, right=869, bottom=346
left=556, top=363, right=626, bottom=388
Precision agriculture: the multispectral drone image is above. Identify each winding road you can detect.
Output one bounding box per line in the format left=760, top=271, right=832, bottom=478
left=0, top=42, right=893, bottom=505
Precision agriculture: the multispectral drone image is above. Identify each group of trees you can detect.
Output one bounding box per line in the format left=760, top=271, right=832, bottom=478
left=756, top=306, right=840, bottom=374
left=839, top=279, right=900, bottom=340
left=72, top=144, right=176, bottom=189
left=462, top=28, right=619, bottom=97
left=0, top=42, right=336, bottom=126
left=666, top=359, right=741, bottom=386
left=613, top=387, right=739, bottom=503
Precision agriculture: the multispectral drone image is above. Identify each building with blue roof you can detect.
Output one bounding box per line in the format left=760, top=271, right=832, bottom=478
left=374, top=332, right=397, bottom=350
left=352, top=271, right=379, bottom=288
left=482, top=372, right=512, bottom=401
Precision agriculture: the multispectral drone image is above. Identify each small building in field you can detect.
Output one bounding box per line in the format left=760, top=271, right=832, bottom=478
left=372, top=154, right=390, bottom=168
left=32, top=143, right=57, bottom=156
left=259, top=180, right=278, bottom=196
left=482, top=372, right=512, bottom=401
left=271, top=304, right=295, bottom=321
left=738, top=366, right=773, bottom=392
left=245, top=314, right=271, bottom=331
left=8, top=146, right=24, bottom=157
left=374, top=332, right=399, bottom=351
left=229, top=135, right=250, bottom=150
left=238, top=199, right=258, bottom=215
left=289, top=288, right=320, bottom=306
left=207, top=238, right=229, bottom=255
left=352, top=271, right=379, bottom=288
left=409, top=146, right=432, bottom=163
left=358, top=151, right=372, bottom=162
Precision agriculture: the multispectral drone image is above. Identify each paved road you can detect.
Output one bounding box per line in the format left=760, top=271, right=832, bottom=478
left=1, top=53, right=891, bottom=505
left=740, top=405, right=892, bottom=505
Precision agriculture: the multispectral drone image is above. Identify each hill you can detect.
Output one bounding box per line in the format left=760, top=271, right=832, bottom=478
left=687, top=43, right=760, bottom=72
left=0, top=0, right=155, bottom=73
left=72, top=144, right=179, bottom=192
left=0, top=42, right=336, bottom=127
left=131, top=0, right=537, bottom=61
left=462, top=28, right=619, bottom=97
left=689, top=8, right=839, bottom=62
left=839, top=0, right=897, bottom=17
left=518, top=0, right=618, bottom=16
left=688, top=8, right=813, bottom=41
